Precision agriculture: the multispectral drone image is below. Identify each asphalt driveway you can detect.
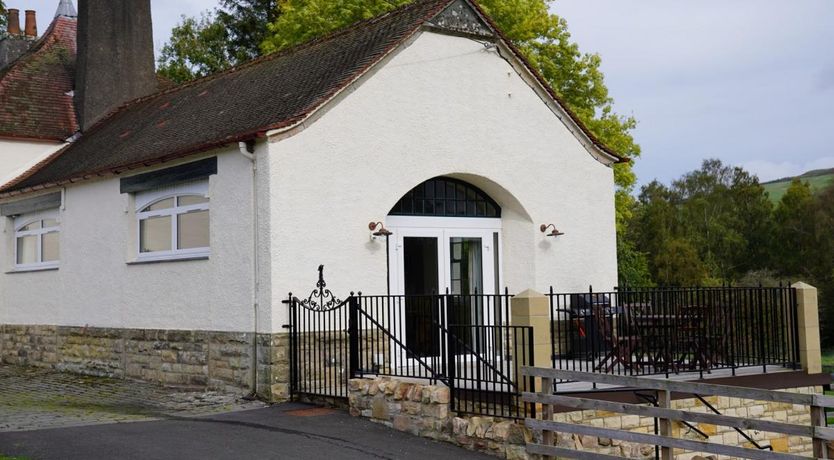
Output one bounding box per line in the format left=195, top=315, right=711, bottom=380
left=0, top=365, right=489, bottom=459
left=0, top=402, right=491, bottom=459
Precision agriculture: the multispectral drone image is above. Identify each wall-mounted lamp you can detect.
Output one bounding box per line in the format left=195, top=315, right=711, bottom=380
left=540, top=224, right=565, bottom=238
left=369, top=221, right=392, bottom=295
left=368, top=221, right=393, bottom=237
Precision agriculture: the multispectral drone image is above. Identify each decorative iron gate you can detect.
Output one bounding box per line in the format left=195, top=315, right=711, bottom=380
left=286, top=266, right=353, bottom=400
left=286, top=266, right=534, bottom=419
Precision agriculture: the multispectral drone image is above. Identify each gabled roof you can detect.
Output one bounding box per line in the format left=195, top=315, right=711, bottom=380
left=0, top=15, right=78, bottom=142
left=1, top=0, right=624, bottom=196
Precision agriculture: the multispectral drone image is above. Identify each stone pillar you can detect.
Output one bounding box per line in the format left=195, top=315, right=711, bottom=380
left=793, top=282, right=822, bottom=374
left=511, top=289, right=551, bottom=391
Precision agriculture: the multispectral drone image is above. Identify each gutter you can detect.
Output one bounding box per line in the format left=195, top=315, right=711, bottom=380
left=239, top=139, right=260, bottom=400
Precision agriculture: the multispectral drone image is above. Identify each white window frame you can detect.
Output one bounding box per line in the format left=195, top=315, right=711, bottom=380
left=135, top=181, right=210, bottom=262
left=13, top=209, right=60, bottom=271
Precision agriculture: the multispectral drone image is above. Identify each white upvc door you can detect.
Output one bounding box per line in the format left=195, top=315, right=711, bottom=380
left=386, top=216, right=502, bottom=366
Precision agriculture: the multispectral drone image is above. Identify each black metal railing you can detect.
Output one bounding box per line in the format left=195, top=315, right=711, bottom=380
left=549, top=285, right=800, bottom=386
left=351, top=293, right=512, bottom=379
left=448, top=324, right=534, bottom=419
left=287, top=282, right=533, bottom=418
left=352, top=293, right=533, bottom=419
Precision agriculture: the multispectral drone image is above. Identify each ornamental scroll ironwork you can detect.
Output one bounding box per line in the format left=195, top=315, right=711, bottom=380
left=429, top=0, right=493, bottom=38
left=298, top=265, right=344, bottom=311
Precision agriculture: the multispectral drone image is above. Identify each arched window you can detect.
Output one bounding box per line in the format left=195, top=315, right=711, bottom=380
left=14, top=211, right=60, bottom=269
left=389, top=177, right=501, bottom=218
left=135, top=181, right=210, bottom=261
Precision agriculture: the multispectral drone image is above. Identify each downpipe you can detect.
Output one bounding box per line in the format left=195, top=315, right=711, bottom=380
left=239, top=140, right=260, bottom=401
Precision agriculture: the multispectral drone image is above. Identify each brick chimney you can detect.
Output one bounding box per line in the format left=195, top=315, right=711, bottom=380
left=24, top=10, right=37, bottom=38
left=74, top=0, right=157, bottom=131
left=6, top=9, right=21, bottom=35
left=0, top=9, right=34, bottom=70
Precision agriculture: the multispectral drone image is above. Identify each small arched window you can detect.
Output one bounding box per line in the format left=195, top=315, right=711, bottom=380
left=14, top=211, right=60, bottom=270
left=136, top=184, right=210, bottom=260
left=389, top=177, right=501, bottom=218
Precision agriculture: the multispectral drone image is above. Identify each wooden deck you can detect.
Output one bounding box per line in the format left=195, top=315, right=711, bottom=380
left=548, top=361, right=799, bottom=393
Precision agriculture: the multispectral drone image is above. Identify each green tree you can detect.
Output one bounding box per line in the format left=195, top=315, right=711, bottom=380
left=158, top=0, right=280, bottom=83
left=653, top=238, right=707, bottom=286
left=814, top=185, right=834, bottom=276
left=0, top=1, right=6, bottom=30
left=158, top=13, right=232, bottom=83
left=617, top=236, right=652, bottom=287
left=626, top=159, right=775, bottom=285
left=631, top=180, right=679, bottom=279
left=672, top=159, right=773, bottom=280
left=217, top=0, right=282, bottom=62
left=813, top=185, right=834, bottom=345
left=261, top=0, right=410, bottom=52
left=773, top=180, right=816, bottom=278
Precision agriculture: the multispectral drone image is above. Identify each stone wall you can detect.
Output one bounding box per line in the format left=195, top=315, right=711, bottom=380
left=261, top=332, right=290, bottom=401
left=348, top=376, right=532, bottom=459
left=0, top=324, right=284, bottom=397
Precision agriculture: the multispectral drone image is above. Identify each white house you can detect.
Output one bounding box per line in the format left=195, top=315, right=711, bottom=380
left=0, top=0, right=622, bottom=399
left=0, top=3, right=76, bottom=187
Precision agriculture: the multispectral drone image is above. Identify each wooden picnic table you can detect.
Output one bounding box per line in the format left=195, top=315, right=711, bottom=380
left=585, top=303, right=730, bottom=374
left=630, top=313, right=680, bottom=372
left=629, top=304, right=729, bottom=373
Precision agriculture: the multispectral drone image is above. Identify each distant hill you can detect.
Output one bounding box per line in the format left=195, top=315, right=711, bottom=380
left=761, top=167, right=834, bottom=203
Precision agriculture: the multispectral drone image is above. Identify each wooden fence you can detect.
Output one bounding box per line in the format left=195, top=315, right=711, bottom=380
left=522, top=367, right=834, bottom=460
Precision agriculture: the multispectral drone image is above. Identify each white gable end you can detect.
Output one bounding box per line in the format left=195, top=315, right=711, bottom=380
left=0, top=140, right=66, bottom=188
left=266, top=30, right=618, bottom=329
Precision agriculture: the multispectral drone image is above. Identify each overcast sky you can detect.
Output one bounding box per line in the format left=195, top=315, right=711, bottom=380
left=23, top=0, right=834, bottom=187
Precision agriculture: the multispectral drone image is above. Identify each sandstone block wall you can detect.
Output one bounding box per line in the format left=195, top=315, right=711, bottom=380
left=262, top=332, right=290, bottom=401
left=349, top=376, right=532, bottom=459
left=0, top=324, right=292, bottom=398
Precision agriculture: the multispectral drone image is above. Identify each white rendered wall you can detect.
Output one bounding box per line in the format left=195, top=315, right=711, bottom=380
left=266, top=31, right=618, bottom=331
left=0, top=139, right=65, bottom=187
left=0, top=146, right=260, bottom=332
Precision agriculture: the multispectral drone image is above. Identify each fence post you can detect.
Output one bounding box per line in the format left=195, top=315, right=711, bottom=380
left=348, top=295, right=359, bottom=379
left=792, top=282, right=822, bottom=374
left=512, top=290, right=551, bottom=393
left=812, top=403, right=829, bottom=459
left=446, top=310, right=456, bottom=414
left=528, top=327, right=537, bottom=419
left=542, top=376, right=554, bottom=449
left=658, top=389, right=673, bottom=460
left=289, top=294, right=297, bottom=397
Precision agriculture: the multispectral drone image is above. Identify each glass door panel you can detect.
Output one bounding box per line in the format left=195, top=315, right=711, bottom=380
left=449, top=237, right=483, bottom=297
left=403, top=237, right=440, bottom=358
left=449, top=237, right=485, bottom=353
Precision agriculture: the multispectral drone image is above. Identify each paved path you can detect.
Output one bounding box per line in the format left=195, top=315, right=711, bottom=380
left=0, top=365, right=265, bottom=432
left=0, top=366, right=491, bottom=459
left=0, top=403, right=492, bottom=459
